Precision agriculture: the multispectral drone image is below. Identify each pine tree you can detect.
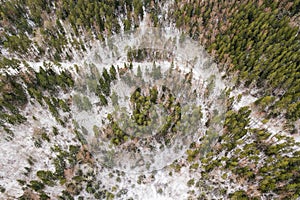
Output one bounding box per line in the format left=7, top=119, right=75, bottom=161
left=109, top=65, right=117, bottom=80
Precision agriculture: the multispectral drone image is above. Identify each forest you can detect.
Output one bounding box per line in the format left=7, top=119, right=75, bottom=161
left=0, top=0, right=299, bottom=199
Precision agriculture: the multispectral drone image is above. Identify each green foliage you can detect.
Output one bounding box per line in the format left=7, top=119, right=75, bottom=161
left=0, top=73, right=28, bottom=127
left=31, top=66, right=74, bottom=94
left=123, top=19, right=132, bottom=31
left=108, top=120, right=130, bottom=146
left=1, top=0, right=147, bottom=59
left=102, top=68, right=111, bottom=83
left=37, top=170, right=56, bottom=186
left=255, top=96, right=275, bottom=110
left=86, top=182, right=96, bottom=194
left=0, top=0, right=33, bottom=34
left=170, top=0, right=300, bottom=122
left=0, top=2, right=299, bottom=199
left=95, top=67, right=114, bottom=98
left=223, top=107, right=251, bottom=150
left=59, top=190, right=74, bottom=200
left=229, top=190, right=249, bottom=200
left=29, top=180, right=45, bottom=191
left=209, top=2, right=300, bottom=121
left=186, top=149, right=199, bottom=162
left=4, top=34, right=32, bottom=54
left=0, top=185, right=5, bottom=193
left=0, top=57, right=21, bottom=69
left=39, top=192, right=50, bottom=200
left=99, top=94, right=108, bottom=106
left=187, top=178, right=195, bottom=187
left=130, top=87, right=153, bottom=126
left=109, top=65, right=117, bottom=80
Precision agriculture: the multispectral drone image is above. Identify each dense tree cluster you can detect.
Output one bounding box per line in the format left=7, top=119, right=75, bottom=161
left=0, top=0, right=148, bottom=61
left=210, top=2, right=300, bottom=122
left=169, top=0, right=300, bottom=123
left=95, top=66, right=117, bottom=106
left=106, top=113, right=131, bottom=146
left=18, top=144, right=116, bottom=200
left=130, top=87, right=157, bottom=126
left=0, top=73, right=27, bottom=131
left=196, top=107, right=300, bottom=199
left=0, top=61, right=74, bottom=138
left=102, top=62, right=185, bottom=147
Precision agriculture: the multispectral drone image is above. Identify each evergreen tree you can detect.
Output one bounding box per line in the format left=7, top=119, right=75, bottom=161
left=109, top=65, right=117, bottom=80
